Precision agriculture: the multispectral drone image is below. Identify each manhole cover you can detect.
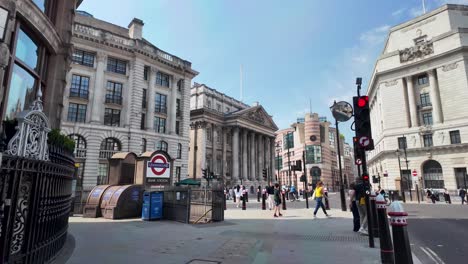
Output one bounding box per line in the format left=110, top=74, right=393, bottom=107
left=187, top=260, right=221, bottom=264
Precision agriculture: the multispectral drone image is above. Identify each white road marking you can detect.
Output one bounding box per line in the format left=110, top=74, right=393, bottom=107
left=420, top=247, right=438, bottom=263
left=426, top=247, right=445, bottom=264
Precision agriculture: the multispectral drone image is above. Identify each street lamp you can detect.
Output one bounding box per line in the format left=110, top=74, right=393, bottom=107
left=275, top=142, right=281, bottom=185
left=286, top=131, right=293, bottom=188
left=395, top=149, right=406, bottom=203
left=402, top=136, right=413, bottom=201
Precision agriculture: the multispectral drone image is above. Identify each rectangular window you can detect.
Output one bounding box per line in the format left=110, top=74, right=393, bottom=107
left=422, top=112, right=433, bottom=125
left=217, top=104, right=221, bottom=112
left=420, top=93, right=431, bottom=107
left=176, top=121, right=180, bottom=135
left=105, top=81, right=123, bottom=105
left=207, top=127, right=212, bottom=141
left=216, top=130, right=221, bottom=143
left=176, top=99, right=181, bottom=117
left=177, top=79, right=184, bottom=91
left=329, top=132, right=335, bottom=147
left=72, top=49, right=95, bottom=67
left=67, top=103, right=87, bottom=122
left=140, top=113, right=146, bottom=130
left=107, top=57, right=127, bottom=75
left=305, top=145, right=322, bottom=164
left=207, top=100, right=211, bottom=109
left=283, top=133, right=294, bottom=149
left=455, top=168, right=467, bottom=189
left=450, top=130, right=461, bottom=144
left=154, top=117, right=166, bottom=133
left=417, top=74, right=429, bottom=86
left=70, top=75, right=89, bottom=99
left=423, top=134, right=433, bottom=147
left=104, top=108, right=121, bottom=126
left=175, top=167, right=181, bottom=183
left=276, top=156, right=283, bottom=170
left=97, top=163, right=109, bottom=185
left=142, top=89, right=147, bottom=109
left=155, top=93, right=167, bottom=113
left=143, top=66, right=150, bottom=81
left=398, top=137, right=407, bottom=150
left=156, top=72, right=170, bottom=87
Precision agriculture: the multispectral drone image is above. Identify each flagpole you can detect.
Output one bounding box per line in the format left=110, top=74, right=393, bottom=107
left=422, top=0, right=426, bottom=14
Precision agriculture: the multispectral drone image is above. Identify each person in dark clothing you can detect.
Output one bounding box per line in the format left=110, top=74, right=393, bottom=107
left=349, top=182, right=360, bottom=232
left=273, top=183, right=283, bottom=217
left=459, top=188, right=467, bottom=205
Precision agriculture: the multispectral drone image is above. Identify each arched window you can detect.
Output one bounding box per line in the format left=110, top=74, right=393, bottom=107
left=141, top=138, right=147, bottom=153
left=69, top=134, right=87, bottom=158
left=156, top=140, right=168, bottom=152
left=423, top=160, right=444, bottom=189
left=177, top=143, right=182, bottom=159
left=99, top=137, right=121, bottom=159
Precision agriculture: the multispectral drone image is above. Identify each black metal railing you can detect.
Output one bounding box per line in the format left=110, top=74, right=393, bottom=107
left=105, top=94, right=122, bottom=105
left=0, top=145, right=75, bottom=263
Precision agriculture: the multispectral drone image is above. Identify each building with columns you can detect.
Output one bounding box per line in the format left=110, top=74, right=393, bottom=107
left=274, top=113, right=355, bottom=191
left=61, top=12, right=198, bottom=199
left=189, top=83, right=278, bottom=188
left=367, top=4, right=468, bottom=193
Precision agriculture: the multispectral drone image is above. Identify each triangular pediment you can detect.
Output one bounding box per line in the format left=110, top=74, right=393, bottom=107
left=230, top=106, right=278, bottom=131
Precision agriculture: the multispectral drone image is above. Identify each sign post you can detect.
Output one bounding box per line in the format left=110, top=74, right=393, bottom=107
left=412, top=170, right=420, bottom=203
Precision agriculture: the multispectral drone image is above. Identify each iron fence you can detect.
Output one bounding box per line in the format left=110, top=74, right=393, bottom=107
left=0, top=145, right=75, bottom=263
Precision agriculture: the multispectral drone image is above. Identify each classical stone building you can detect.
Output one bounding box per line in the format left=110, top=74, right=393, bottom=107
left=189, top=83, right=278, bottom=188
left=275, top=113, right=355, bottom=191
left=367, top=4, right=468, bottom=193
left=0, top=0, right=79, bottom=127
left=61, top=12, right=198, bottom=197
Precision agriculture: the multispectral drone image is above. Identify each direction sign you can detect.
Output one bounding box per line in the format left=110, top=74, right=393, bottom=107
left=359, top=136, right=370, bottom=147
left=412, top=169, right=418, bottom=177
left=355, top=158, right=362, bottom=165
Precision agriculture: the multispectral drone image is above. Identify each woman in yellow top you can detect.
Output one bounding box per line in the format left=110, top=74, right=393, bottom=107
left=313, top=181, right=330, bottom=217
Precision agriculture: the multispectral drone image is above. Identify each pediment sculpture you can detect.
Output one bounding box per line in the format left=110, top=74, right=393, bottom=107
left=247, top=109, right=266, bottom=124
left=399, top=41, right=434, bottom=63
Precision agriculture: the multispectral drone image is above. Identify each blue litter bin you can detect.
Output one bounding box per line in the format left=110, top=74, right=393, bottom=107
left=142, top=191, right=163, bottom=221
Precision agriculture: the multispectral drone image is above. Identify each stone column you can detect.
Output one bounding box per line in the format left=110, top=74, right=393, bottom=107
left=91, top=51, right=106, bottom=123
left=242, top=129, right=248, bottom=182
left=250, top=132, right=256, bottom=181
left=146, top=67, right=157, bottom=130
left=222, top=127, right=227, bottom=178
left=265, top=137, right=271, bottom=179
left=232, top=127, right=240, bottom=181
left=406, top=76, right=418, bottom=127
left=211, top=124, right=216, bottom=172
left=169, top=76, right=178, bottom=134
left=428, top=70, right=443, bottom=124
left=258, top=135, right=264, bottom=181
left=270, top=138, right=276, bottom=183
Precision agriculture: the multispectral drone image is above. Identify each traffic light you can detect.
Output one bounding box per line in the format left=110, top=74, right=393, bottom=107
left=353, top=96, right=374, bottom=150
left=202, top=169, right=207, bottom=179
left=295, top=160, right=302, bottom=171
left=362, top=172, right=370, bottom=183
left=262, top=169, right=267, bottom=180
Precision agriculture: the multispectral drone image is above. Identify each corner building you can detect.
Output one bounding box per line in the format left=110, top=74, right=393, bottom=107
left=367, top=4, right=468, bottom=193
left=189, top=83, right=278, bottom=188
left=61, top=12, right=198, bottom=197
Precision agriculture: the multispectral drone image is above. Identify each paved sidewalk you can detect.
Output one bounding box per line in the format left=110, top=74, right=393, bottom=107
left=61, top=207, right=381, bottom=264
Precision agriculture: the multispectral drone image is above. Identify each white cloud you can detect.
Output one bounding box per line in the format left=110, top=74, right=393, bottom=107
left=409, top=6, right=424, bottom=17
left=359, top=25, right=390, bottom=46
left=392, top=8, right=406, bottom=17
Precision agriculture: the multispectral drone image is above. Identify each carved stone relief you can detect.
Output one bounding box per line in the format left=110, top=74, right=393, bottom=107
left=399, top=41, right=434, bottom=63
left=442, top=62, right=458, bottom=72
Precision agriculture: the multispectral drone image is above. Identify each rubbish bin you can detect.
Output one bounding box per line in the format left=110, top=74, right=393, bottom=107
left=142, top=191, right=163, bottom=221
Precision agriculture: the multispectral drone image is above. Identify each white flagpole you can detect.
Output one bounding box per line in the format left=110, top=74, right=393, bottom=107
left=422, top=0, right=426, bottom=14
left=240, top=64, right=243, bottom=102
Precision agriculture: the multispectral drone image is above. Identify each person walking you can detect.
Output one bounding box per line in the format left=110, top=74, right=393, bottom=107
left=313, top=181, right=330, bottom=217
left=273, top=183, right=283, bottom=217
left=235, top=185, right=241, bottom=208
left=354, top=177, right=368, bottom=235
left=443, top=188, right=451, bottom=204
left=349, top=182, right=360, bottom=232
left=267, top=184, right=275, bottom=210
left=459, top=188, right=467, bottom=205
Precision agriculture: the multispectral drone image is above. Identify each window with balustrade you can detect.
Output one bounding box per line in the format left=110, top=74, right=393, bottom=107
left=68, top=134, right=87, bottom=158
left=99, top=138, right=121, bottom=159
left=107, top=57, right=126, bottom=75
left=67, top=103, right=87, bottom=123
left=156, top=72, right=170, bottom=87
left=105, top=81, right=122, bottom=105
left=70, top=75, right=89, bottom=99
left=155, top=93, right=167, bottom=114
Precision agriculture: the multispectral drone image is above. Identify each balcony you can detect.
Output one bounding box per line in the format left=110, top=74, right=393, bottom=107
left=155, top=106, right=167, bottom=114
left=99, top=149, right=119, bottom=159
left=74, top=148, right=87, bottom=158
left=105, top=94, right=122, bottom=105
left=70, top=91, right=89, bottom=100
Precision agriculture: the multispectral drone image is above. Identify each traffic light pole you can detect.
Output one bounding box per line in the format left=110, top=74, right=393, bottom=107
left=302, top=150, right=309, bottom=209
left=361, top=148, right=375, bottom=248
left=335, top=119, right=347, bottom=212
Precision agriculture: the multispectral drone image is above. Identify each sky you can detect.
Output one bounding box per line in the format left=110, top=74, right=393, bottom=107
left=79, top=0, right=468, bottom=144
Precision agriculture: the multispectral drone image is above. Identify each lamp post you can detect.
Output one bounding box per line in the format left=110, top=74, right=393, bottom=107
left=276, top=142, right=281, bottom=185
left=287, top=131, right=293, bottom=188
left=395, top=149, right=406, bottom=203
left=402, top=136, right=413, bottom=201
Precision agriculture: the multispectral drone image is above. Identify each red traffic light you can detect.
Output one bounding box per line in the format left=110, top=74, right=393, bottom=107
left=362, top=173, right=369, bottom=181
left=357, top=96, right=369, bottom=108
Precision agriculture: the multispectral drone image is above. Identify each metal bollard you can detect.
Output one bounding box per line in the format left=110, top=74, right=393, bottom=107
left=242, top=195, right=246, bottom=210
left=376, top=194, right=394, bottom=264
left=262, top=193, right=266, bottom=210
left=282, top=191, right=287, bottom=210
left=388, top=202, right=413, bottom=264
left=325, top=194, right=330, bottom=210
left=370, top=191, right=379, bottom=238
left=224, top=192, right=227, bottom=211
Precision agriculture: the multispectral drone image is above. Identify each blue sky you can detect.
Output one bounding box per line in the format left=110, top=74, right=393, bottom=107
left=79, top=0, right=467, bottom=144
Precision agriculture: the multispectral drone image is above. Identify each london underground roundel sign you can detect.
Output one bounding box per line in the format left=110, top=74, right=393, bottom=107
left=147, top=153, right=170, bottom=178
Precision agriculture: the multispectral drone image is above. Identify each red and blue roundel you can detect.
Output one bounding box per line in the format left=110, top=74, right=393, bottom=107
left=147, top=153, right=170, bottom=178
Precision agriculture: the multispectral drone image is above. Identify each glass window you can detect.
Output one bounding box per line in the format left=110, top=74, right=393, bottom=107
left=398, top=137, right=407, bottom=150
left=97, top=163, right=109, bottom=185
left=176, top=99, right=181, bottom=116
left=177, top=143, right=182, bottom=159
left=420, top=93, right=431, bottom=107
left=455, top=168, right=467, bottom=189
left=104, top=108, right=120, bottom=126
left=217, top=104, right=221, bottom=112
left=305, top=145, right=322, bottom=164
left=69, top=134, right=87, bottom=158
left=176, top=121, right=180, bottom=135
left=329, top=132, right=335, bottom=147
left=156, top=141, right=168, bottom=152
left=67, top=103, right=87, bottom=122
left=142, top=89, right=147, bottom=109
left=72, top=49, right=95, bottom=67
left=423, top=134, right=433, bottom=147
left=141, top=138, right=147, bottom=153
left=105, top=81, right=122, bottom=105
left=154, top=116, right=166, bottom=133
left=422, top=112, right=433, bottom=125
left=107, top=57, right=126, bottom=74
left=156, top=72, right=170, bottom=87
left=140, top=113, right=146, bottom=130
left=155, top=93, right=167, bottom=113
left=417, top=74, right=428, bottom=86
left=276, top=156, right=283, bottom=170
left=177, top=79, right=184, bottom=91
left=143, top=66, right=150, bottom=81
left=15, top=30, right=39, bottom=70
left=176, top=166, right=181, bottom=182
left=283, top=133, right=294, bottom=149
left=5, top=65, right=36, bottom=119
left=450, top=130, right=461, bottom=144
left=70, top=75, right=89, bottom=99
left=100, top=138, right=121, bottom=151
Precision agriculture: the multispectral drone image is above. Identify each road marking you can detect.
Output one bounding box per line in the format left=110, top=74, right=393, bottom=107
left=426, top=247, right=445, bottom=264
left=420, top=247, right=438, bottom=263
left=436, top=245, right=443, bottom=247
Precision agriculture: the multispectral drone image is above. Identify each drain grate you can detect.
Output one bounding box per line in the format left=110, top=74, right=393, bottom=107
left=187, top=259, right=221, bottom=264
left=220, top=230, right=368, bottom=243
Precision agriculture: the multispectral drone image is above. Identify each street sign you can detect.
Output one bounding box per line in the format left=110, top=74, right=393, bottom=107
left=147, top=153, right=171, bottom=178
left=330, top=101, right=353, bottom=122
left=384, top=171, right=388, bottom=177
left=412, top=170, right=418, bottom=177
left=355, top=158, right=362, bottom=165
left=359, top=136, right=370, bottom=147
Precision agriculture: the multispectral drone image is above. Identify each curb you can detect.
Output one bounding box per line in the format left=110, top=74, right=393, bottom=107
left=51, top=234, right=76, bottom=264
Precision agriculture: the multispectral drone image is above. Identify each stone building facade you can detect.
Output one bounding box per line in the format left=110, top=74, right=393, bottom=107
left=189, top=83, right=278, bottom=188
left=61, top=13, right=198, bottom=195
left=0, top=0, right=79, bottom=127
left=367, top=4, right=468, bottom=193
left=275, top=113, right=355, bottom=191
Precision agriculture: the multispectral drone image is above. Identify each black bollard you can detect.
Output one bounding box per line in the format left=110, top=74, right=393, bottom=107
left=305, top=190, right=309, bottom=209
left=282, top=191, right=287, bottom=210
left=224, top=192, right=227, bottom=210
left=242, top=195, right=246, bottom=210
left=388, top=202, right=413, bottom=264
left=376, top=194, right=394, bottom=264
left=233, top=194, right=236, bottom=203
left=262, top=193, right=266, bottom=210
left=370, top=191, right=379, bottom=238
left=325, top=193, right=330, bottom=210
